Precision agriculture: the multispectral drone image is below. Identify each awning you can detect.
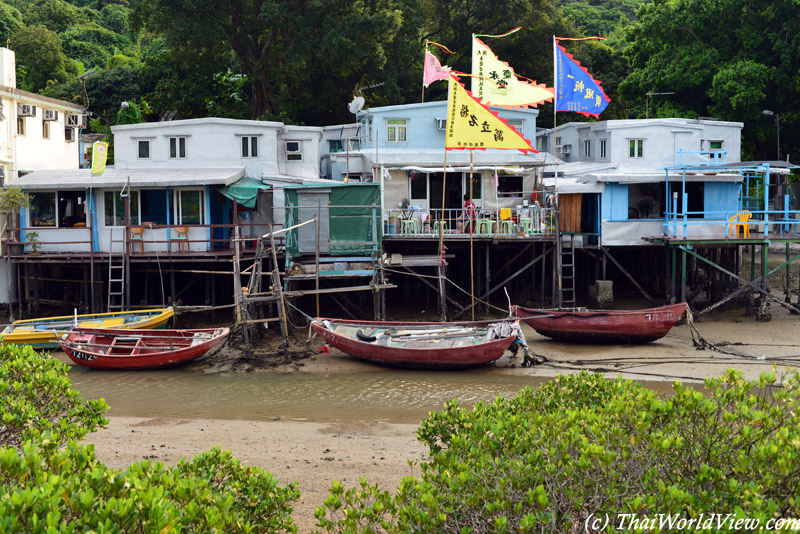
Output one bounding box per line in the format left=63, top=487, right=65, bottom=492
left=12, top=167, right=246, bottom=189
left=219, top=176, right=272, bottom=209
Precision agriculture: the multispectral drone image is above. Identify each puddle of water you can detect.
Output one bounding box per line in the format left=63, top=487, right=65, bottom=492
left=68, top=368, right=549, bottom=423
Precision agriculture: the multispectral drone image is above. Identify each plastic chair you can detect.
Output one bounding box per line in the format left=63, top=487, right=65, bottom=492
left=500, top=220, right=516, bottom=234
left=170, top=226, right=189, bottom=252
left=433, top=220, right=449, bottom=234
left=729, top=212, right=752, bottom=239
left=130, top=226, right=144, bottom=253
left=401, top=219, right=420, bottom=235
left=519, top=217, right=534, bottom=234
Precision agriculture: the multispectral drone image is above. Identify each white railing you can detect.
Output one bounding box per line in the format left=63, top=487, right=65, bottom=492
left=382, top=206, right=555, bottom=237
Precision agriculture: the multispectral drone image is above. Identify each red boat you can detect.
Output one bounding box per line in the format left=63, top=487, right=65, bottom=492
left=513, top=303, right=687, bottom=344
left=58, top=327, right=230, bottom=370
left=311, top=318, right=521, bottom=368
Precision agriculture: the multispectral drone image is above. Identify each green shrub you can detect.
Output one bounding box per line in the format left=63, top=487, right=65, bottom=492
left=0, top=344, right=299, bottom=532
left=0, top=344, right=108, bottom=450
left=0, top=443, right=299, bottom=533
left=316, top=370, right=800, bottom=533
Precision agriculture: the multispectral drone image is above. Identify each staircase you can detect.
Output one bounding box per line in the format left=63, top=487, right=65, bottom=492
left=107, top=228, right=127, bottom=311
left=560, top=235, right=576, bottom=307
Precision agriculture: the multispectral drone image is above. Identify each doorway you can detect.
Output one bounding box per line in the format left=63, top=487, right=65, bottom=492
left=429, top=172, right=463, bottom=221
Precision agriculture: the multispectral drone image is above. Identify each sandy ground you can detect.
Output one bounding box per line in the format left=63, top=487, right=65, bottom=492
left=81, top=304, right=800, bottom=532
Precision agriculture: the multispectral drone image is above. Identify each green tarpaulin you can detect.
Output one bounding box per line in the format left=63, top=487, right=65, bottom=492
left=219, top=177, right=271, bottom=209
left=285, top=183, right=380, bottom=258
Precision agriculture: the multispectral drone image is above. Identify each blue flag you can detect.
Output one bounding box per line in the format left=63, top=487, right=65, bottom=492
left=555, top=42, right=610, bottom=117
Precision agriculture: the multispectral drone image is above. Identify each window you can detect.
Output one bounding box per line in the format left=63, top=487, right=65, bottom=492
left=498, top=174, right=523, bottom=197
left=42, top=121, right=50, bottom=139
left=285, top=141, right=302, bottom=161
left=600, top=139, right=607, bottom=159
left=555, top=136, right=562, bottom=148
left=537, top=136, right=548, bottom=152
left=30, top=192, right=56, bottom=227
left=410, top=172, right=427, bottom=200
left=104, top=190, right=140, bottom=226
left=29, top=190, right=87, bottom=227
left=709, top=140, right=723, bottom=150
left=583, top=139, right=591, bottom=157
left=170, top=189, right=204, bottom=224
left=241, top=136, right=258, bottom=158
left=138, top=140, right=150, bottom=159
left=169, top=136, right=187, bottom=159
left=466, top=174, right=482, bottom=200
left=140, top=189, right=168, bottom=225
left=629, top=139, right=644, bottom=158
left=65, top=128, right=74, bottom=142
left=506, top=118, right=524, bottom=135
left=387, top=119, right=407, bottom=143
left=328, top=140, right=344, bottom=153
left=16, top=118, right=25, bottom=136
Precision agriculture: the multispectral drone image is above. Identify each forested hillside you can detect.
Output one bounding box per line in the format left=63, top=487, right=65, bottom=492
left=0, top=0, right=796, bottom=160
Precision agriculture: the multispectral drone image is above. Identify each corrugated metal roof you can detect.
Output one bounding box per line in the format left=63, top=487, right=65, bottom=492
left=12, top=167, right=245, bottom=189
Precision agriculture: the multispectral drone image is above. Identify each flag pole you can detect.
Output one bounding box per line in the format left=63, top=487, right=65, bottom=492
left=469, top=151, right=475, bottom=321
left=422, top=40, right=428, bottom=103
left=552, top=35, right=558, bottom=199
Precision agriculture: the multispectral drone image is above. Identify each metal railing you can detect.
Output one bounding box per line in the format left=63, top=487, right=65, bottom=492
left=382, top=206, right=556, bottom=237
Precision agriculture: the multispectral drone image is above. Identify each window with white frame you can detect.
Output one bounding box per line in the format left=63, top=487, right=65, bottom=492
left=170, top=189, right=204, bottom=224
left=285, top=140, right=302, bottom=161
left=42, top=121, right=50, bottom=139
left=169, top=136, right=187, bottom=159
left=583, top=139, right=591, bottom=157
left=537, top=136, right=548, bottom=152
left=708, top=140, right=723, bottom=150
left=16, top=118, right=25, bottom=136
left=629, top=139, right=644, bottom=158
left=138, top=140, right=150, bottom=159
left=387, top=119, right=407, bottom=143
left=104, top=190, right=140, bottom=226
left=600, top=139, right=607, bottom=158
left=241, top=136, right=258, bottom=158
left=506, top=118, right=524, bottom=135
left=29, top=190, right=88, bottom=227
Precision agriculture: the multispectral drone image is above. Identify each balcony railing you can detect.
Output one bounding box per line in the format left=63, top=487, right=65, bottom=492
left=382, top=207, right=556, bottom=238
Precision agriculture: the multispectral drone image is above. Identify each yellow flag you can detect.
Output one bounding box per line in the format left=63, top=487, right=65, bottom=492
left=446, top=75, right=536, bottom=153
left=471, top=37, right=554, bottom=109
left=91, top=141, right=109, bottom=175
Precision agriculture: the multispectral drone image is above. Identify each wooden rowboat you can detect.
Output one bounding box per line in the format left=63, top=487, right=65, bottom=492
left=513, top=303, right=687, bottom=344
left=58, top=327, right=229, bottom=370
left=1, top=308, right=174, bottom=349
left=311, top=318, right=521, bottom=368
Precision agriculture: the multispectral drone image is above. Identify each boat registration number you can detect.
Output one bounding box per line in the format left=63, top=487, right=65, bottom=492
left=71, top=350, right=96, bottom=361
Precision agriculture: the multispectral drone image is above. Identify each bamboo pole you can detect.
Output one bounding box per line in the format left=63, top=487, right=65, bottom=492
left=269, top=224, right=290, bottom=360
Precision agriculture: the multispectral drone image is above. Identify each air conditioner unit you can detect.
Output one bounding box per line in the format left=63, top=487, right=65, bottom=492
left=435, top=118, right=447, bottom=131
left=558, top=144, right=571, bottom=154
left=43, top=109, right=58, bottom=121
left=17, top=104, right=36, bottom=117
left=66, top=114, right=87, bottom=128
left=64, top=128, right=75, bottom=142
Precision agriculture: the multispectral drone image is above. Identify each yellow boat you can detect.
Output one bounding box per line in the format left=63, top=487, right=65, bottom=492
left=0, top=308, right=174, bottom=349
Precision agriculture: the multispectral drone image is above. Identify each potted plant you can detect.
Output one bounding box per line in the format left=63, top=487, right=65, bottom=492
left=26, top=231, right=41, bottom=253
left=0, top=186, right=32, bottom=255
left=386, top=214, right=397, bottom=235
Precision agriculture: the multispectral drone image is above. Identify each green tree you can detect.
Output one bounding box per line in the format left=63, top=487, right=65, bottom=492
left=26, top=0, right=85, bottom=33
left=620, top=0, right=800, bottom=159
left=10, top=24, right=77, bottom=92
left=0, top=3, right=24, bottom=45
left=133, top=0, right=403, bottom=121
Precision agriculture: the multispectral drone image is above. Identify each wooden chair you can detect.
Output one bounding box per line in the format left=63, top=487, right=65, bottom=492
left=130, top=226, right=144, bottom=253
left=729, top=212, right=752, bottom=239
left=169, top=226, right=189, bottom=252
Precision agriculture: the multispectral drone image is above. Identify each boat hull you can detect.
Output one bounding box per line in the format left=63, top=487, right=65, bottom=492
left=514, top=303, right=687, bottom=344
left=59, top=327, right=229, bottom=370
left=0, top=308, right=174, bottom=349
left=311, top=318, right=518, bottom=369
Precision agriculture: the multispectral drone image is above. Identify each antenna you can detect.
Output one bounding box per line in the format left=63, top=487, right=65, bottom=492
left=645, top=91, right=674, bottom=118
left=348, top=95, right=365, bottom=114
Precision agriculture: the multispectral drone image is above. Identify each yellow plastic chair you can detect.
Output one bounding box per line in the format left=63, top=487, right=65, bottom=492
left=729, top=212, right=752, bottom=238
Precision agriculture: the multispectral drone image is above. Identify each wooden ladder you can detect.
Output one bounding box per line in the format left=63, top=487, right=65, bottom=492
left=107, top=228, right=127, bottom=311
left=560, top=236, right=576, bottom=307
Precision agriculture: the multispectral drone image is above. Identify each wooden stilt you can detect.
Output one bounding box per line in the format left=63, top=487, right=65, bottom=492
left=268, top=225, right=290, bottom=360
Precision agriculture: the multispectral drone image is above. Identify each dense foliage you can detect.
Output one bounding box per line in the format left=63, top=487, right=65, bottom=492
left=3, top=0, right=797, bottom=159
left=0, top=344, right=299, bottom=532
left=316, top=370, right=800, bottom=533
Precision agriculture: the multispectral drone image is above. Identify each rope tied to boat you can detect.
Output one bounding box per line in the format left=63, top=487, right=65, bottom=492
left=685, top=306, right=755, bottom=358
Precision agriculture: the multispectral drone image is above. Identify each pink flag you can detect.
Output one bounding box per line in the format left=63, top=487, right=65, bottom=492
left=423, top=51, right=451, bottom=87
